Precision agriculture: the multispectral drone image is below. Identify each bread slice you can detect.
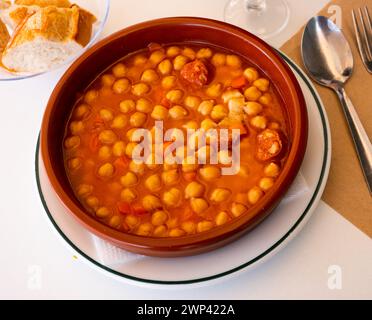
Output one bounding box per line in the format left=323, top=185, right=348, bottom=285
left=0, top=0, right=11, bottom=9
left=14, top=0, right=71, bottom=7
left=2, top=5, right=83, bottom=72
left=0, top=17, right=10, bottom=54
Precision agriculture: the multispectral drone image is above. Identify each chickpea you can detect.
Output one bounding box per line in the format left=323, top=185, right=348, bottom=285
left=199, top=166, right=221, bottom=181
left=99, top=130, right=117, bottom=145
left=126, top=128, right=138, bottom=142
left=161, top=75, right=177, bottom=89
left=250, top=116, right=268, bottom=130
left=84, top=90, right=98, bottom=104
left=120, top=172, right=138, bottom=187
left=141, top=69, right=159, bottom=83
left=182, top=47, right=196, bottom=60
left=254, top=78, right=270, bottom=92
left=135, top=98, right=152, bottom=114
left=162, top=188, right=182, bottom=208
left=98, top=146, right=112, bottom=160
left=162, top=169, right=179, bottom=186
left=112, top=63, right=127, bottom=78
left=200, top=118, right=217, bottom=131
left=86, top=196, right=99, bottom=209
left=259, top=177, right=274, bottom=191
left=259, top=93, right=273, bottom=106
left=182, top=156, right=199, bottom=173
left=129, top=160, right=146, bottom=176
left=167, top=46, right=181, bottom=57
left=64, top=136, right=80, bottom=149
left=142, top=195, right=162, bottom=211
left=99, top=108, right=114, bottom=122
left=111, top=115, right=128, bottom=129
left=196, top=48, right=213, bottom=59
left=73, top=104, right=90, bottom=119
left=101, top=74, right=115, bottom=87
left=243, top=67, right=259, bottom=83
left=169, top=105, right=188, bottom=120
left=190, top=198, right=209, bottom=215
left=145, top=174, right=162, bottom=192
left=247, top=186, right=264, bottom=205
left=210, top=188, right=231, bottom=203
left=133, top=54, right=147, bottom=66
left=120, top=188, right=137, bottom=202
left=151, top=210, right=168, bottom=226
left=169, top=228, right=186, bottom=237
left=198, top=100, right=214, bottom=116
left=215, top=211, right=229, bottom=226
left=96, top=206, right=111, bottom=219
left=119, top=99, right=136, bottom=114
left=269, top=122, right=281, bottom=130
left=98, top=163, right=115, bottom=178
left=68, top=158, right=82, bottom=171
left=184, top=96, right=201, bottom=110
left=136, top=223, right=153, bottom=236
left=173, top=55, right=189, bottom=71
left=158, top=59, right=173, bottom=75
left=211, top=104, right=228, bottom=121
left=185, top=181, right=205, bottom=199
left=226, top=54, right=242, bottom=68
left=151, top=105, right=168, bottom=120
left=218, top=150, right=232, bottom=165
left=125, top=215, right=139, bottom=228
left=153, top=225, right=168, bottom=237
left=166, top=89, right=184, bottom=103
left=197, top=220, right=214, bottom=233
left=112, top=141, right=126, bottom=157
left=244, top=101, right=263, bottom=116
left=163, top=161, right=178, bottom=171
left=183, top=120, right=199, bottom=130
left=264, top=162, right=280, bottom=178
left=69, top=121, right=84, bottom=135
left=211, top=53, right=226, bottom=66
left=244, top=86, right=262, bottom=101
left=125, top=142, right=138, bottom=158
left=206, top=83, right=223, bottom=98
left=149, top=50, right=166, bottom=65
left=145, top=153, right=160, bottom=170
left=77, top=184, right=93, bottom=197
left=113, top=78, right=130, bottom=94
left=231, top=202, right=248, bottom=218
left=181, top=221, right=196, bottom=234
left=130, top=112, right=147, bottom=127
left=132, top=83, right=151, bottom=96
left=108, top=215, right=121, bottom=228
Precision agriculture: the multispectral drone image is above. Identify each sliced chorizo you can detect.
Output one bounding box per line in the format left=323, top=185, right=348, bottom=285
left=256, top=129, right=282, bottom=161
left=180, top=59, right=208, bottom=87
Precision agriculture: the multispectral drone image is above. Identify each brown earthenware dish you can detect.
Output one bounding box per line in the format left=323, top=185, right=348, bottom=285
left=40, top=17, right=308, bottom=257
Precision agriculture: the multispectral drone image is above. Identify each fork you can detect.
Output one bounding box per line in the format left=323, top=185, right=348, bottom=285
left=352, top=7, right=372, bottom=73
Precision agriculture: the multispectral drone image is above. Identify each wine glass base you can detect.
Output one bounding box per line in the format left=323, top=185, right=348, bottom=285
left=224, top=0, right=290, bottom=39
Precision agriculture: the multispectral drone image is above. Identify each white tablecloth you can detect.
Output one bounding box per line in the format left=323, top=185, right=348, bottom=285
left=0, top=0, right=371, bottom=299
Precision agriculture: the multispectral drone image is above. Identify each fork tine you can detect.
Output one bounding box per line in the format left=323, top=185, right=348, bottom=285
left=364, top=7, right=372, bottom=40
left=359, top=8, right=372, bottom=59
left=352, top=9, right=368, bottom=62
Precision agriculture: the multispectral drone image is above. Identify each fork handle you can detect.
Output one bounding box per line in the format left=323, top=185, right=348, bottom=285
left=335, top=86, right=372, bottom=195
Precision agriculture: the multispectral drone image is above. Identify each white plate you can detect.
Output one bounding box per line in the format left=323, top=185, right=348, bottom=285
left=0, top=0, right=110, bottom=81
left=35, top=53, right=331, bottom=288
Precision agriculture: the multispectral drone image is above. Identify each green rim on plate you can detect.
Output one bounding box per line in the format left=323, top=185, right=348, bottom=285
left=35, top=53, right=329, bottom=285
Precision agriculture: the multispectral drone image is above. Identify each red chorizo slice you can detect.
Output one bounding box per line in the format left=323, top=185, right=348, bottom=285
left=256, top=129, right=282, bottom=161
left=180, top=59, right=208, bottom=87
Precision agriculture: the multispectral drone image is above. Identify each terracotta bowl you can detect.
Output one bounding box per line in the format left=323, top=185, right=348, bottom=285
left=40, top=17, right=308, bottom=257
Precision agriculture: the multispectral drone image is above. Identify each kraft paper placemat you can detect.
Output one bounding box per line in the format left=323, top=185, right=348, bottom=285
left=280, top=0, right=372, bottom=237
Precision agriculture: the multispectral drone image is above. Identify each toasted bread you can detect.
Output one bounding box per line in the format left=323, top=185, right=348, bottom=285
left=75, top=7, right=96, bottom=47
left=0, top=17, right=10, bottom=54
left=2, top=5, right=83, bottom=72
left=0, top=0, right=11, bottom=9
left=14, top=0, right=71, bottom=7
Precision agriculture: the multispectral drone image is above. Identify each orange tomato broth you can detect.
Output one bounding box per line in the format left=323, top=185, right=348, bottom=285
left=63, top=43, right=289, bottom=237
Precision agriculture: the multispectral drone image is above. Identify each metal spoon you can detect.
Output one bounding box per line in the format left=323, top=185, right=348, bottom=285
left=302, top=16, right=372, bottom=194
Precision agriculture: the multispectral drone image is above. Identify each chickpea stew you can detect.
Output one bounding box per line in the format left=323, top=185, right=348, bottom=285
left=63, top=43, right=289, bottom=238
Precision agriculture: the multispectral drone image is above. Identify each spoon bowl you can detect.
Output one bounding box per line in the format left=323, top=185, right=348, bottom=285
left=302, top=16, right=372, bottom=194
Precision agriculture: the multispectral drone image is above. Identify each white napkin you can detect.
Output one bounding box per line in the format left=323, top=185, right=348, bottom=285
left=92, top=172, right=310, bottom=266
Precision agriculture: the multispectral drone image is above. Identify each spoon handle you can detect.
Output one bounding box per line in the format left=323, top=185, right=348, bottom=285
left=335, top=86, right=372, bottom=195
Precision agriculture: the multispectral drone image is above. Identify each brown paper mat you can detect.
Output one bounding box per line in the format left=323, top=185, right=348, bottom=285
left=280, top=0, right=372, bottom=237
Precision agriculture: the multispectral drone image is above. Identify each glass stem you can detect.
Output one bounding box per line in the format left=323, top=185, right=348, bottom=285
left=245, top=0, right=266, bottom=11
